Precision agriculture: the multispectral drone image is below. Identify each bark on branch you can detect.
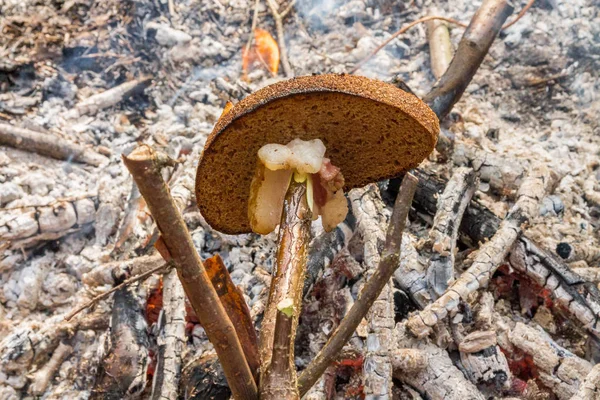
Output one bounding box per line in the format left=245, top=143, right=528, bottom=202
left=260, top=180, right=311, bottom=400
left=122, top=145, right=258, bottom=400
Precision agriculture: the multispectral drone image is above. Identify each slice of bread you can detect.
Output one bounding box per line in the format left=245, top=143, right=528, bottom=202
left=196, top=74, right=439, bottom=234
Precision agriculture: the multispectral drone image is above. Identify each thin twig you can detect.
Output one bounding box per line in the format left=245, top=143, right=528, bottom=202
left=245, top=0, right=261, bottom=56
left=266, top=0, right=296, bottom=77
left=350, top=16, right=467, bottom=74
left=122, top=145, right=258, bottom=400
left=82, top=254, right=165, bottom=287
left=297, top=173, right=418, bottom=397
left=65, top=262, right=171, bottom=321
left=502, top=0, right=536, bottom=29
left=352, top=0, right=533, bottom=76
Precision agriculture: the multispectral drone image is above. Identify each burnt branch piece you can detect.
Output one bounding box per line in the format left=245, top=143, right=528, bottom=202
left=260, top=180, right=312, bottom=400
left=509, top=322, right=593, bottom=400
left=67, top=77, right=151, bottom=118
left=394, top=323, right=485, bottom=399
left=0, top=123, right=107, bottom=166
left=423, top=0, right=514, bottom=119
left=298, top=173, right=418, bottom=397
left=510, top=239, right=600, bottom=338
left=408, top=169, right=600, bottom=338
left=572, top=363, right=600, bottom=400
left=0, top=195, right=97, bottom=250
left=391, top=348, right=427, bottom=374
left=91, top=286, right=149, bottom=399
left=350, top=184, right=395, bottom=397
left=453, top=142, right=528, bottom=198
left=407, top=166, right=550, bottom=338
left=426, top=167, right=478, bottom=297
left=122, top=145, right=258, bottom=400
left=150, top=269, right=186, bottom=400
left=393, top=232, right=430, bottom=309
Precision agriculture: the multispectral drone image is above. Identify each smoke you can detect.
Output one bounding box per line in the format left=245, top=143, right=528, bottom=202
left=295, top=0, right=340, bottom=30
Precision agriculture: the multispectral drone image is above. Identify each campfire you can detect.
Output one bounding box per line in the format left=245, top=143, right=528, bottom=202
left=1, top=0, right=599, bottom=399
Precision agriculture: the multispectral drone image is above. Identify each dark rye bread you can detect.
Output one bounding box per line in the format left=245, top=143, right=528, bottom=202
left=196, top=74, right=439, bottom=234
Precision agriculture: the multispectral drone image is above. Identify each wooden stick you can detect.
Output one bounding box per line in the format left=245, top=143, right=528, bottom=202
left=426, top=17, right=454, bottom=80
left=423, top=0, right=514, bottom=119
left=260, top=179, right=311, bottom=400
left=266, top=0, right=296, bottom=77
left=150, top=268, right=186, bottom=400
left=262, top=308, right=296, bottom=399
left=0, top=123, right=108, bottom=166
left=297, top=173, right=418, bottom=397
left=68, top=77, right=151, bottom=118
left=122, top=145, right=258, bottom=400
left=244, top=0, right=261, bottom=57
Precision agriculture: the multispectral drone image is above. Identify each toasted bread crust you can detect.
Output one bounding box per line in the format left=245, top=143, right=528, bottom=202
left=196, top=74, right=439, bottom=234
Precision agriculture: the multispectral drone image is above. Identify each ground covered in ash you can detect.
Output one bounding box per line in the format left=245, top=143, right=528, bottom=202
left=1, top=0, right=599, bottom=399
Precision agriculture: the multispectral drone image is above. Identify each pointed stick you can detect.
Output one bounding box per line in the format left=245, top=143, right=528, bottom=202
left=122, top=145, right=258, bottom=400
